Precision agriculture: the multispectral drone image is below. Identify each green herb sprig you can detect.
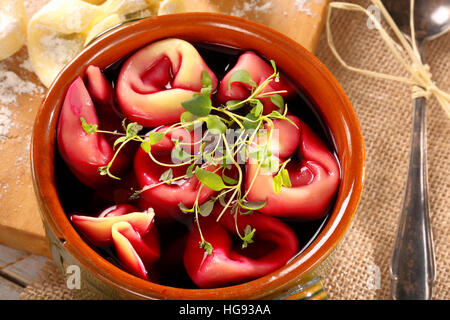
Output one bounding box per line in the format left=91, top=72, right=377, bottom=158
left=80, top=60, right=295, bottom=254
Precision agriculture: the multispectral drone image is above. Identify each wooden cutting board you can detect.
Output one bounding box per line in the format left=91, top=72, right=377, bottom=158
left=0, top=0, right=330, bottom=258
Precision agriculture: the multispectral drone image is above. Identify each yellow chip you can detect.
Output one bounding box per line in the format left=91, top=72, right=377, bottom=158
left=0, top=0, right=27, bottom=61
left=27, top=0, right=162, bottom=87
left=158, top=0, right=186, bottom=15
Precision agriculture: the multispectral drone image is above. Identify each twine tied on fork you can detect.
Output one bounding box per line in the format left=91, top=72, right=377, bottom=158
left=326, top=0, right=450, bottom=118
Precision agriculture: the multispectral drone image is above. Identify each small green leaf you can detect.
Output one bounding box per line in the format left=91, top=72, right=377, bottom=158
left=181, top=94, right=212, bottom=117
left=195, top=167, right=227, bottom=191
left=180, top=111, right=200, bottom=131
left=217, top=192, right=228, bottom=207
left=199, top=240, right=213, bottom=255
left=80, top=117, right=98, bottom=134
left=129, top=189, right=143, bottom=200
left=225, top=100, right=244, bottom=110
left=267, top=111, right=298, bottom=128
left=273, top=173, right=283, bottom=194
left=244, top=225, right=255, bottom=237
left=186, top=163, right=195, bottom=178
left=268, top=110, right=283, bottom=119
left=200, top=86, right=212, bottom=97
left=239, top=199, right=267, bottom=211
left=129, top=192, right=140, bottom=200
left=201, top=70, right=212, bottom=89
left=159, top=168, right=173, bottom=183
left=243, top=112, right=261, bottom=130
left=126, top=122, right=143, bottom=137
left=206, top=115, right=227, bottom=135
left=242, top=225, right=256, bottom=248
left=179, top=202, right=195, bottom=213
left=250, top=99, right=264, bottom=117
left=222, top=170, right=238, bottom=185
left=147, top=131, right=165, bottom=145
left=180, top=111, right=196, bottom=123
left=270, top=94, right=284, bottom=110
left=270, top=59, right=277, bottom=73
left=121, top=118, right=128, bottom=131
left=281, top=168, right=292, bottom=188
left=114, top=136, right=128, bottom=149
left=227, top=69, right=256, bottom=91
left=98, top=165, right=120, bottom=180
left=140, top=141, right=151, bottom=153
left=199, top=200, right=214, bottom=217
left=98, top=165, right=109, bottom=176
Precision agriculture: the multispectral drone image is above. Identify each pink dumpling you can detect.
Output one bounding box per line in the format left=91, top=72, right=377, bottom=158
left=215, top=51, right=295, bottom=114
left=116, top=38, right=218, bottom=127
left=245, top=114, right=340, bottom=219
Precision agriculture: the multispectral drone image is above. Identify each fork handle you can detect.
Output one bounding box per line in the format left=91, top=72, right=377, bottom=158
left=390, top=95, right=436, bottom=300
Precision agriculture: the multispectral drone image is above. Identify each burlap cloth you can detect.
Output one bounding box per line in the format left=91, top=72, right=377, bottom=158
left=19, top=0, right=449, bottom=300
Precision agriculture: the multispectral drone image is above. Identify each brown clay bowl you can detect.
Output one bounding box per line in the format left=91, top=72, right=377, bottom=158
left=31, top=13, right=365, bottom=300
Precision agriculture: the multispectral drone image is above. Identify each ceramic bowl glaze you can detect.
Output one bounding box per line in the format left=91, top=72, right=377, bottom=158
left=31, top=13, right=365, bottom=300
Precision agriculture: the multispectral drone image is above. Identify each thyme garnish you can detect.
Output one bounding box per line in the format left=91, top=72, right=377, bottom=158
left=80, top=60, right=294, bottom=253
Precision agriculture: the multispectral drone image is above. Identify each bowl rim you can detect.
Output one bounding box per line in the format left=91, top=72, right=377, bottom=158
left=31, top=12, right=365, bottom=300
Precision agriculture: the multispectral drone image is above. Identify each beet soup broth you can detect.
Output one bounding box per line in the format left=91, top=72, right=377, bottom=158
left=54, top=38, right=340, bottom=289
